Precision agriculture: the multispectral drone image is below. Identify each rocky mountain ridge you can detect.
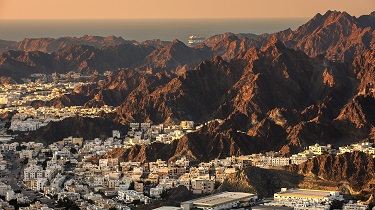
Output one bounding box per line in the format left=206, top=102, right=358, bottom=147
left=0, top=35, right=131, bottom=53
left=5, top=10, right=375, bottom=163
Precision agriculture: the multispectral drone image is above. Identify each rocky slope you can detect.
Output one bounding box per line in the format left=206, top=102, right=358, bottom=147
left=145, top=39, right=212, bottom=74
left=91, top=37, right=371, bottom=163
left=274, top=10, right=375, bottom=61
left=0, top=40, right=17, bottom=52
left=116, top=56, right=241, bottom=124
left=16, top=116, right=126, bottom=145
left=287, top=151, right=375, bottom=194
left=214, top=152, right=375, bottom=200
left=199, top=33, right=259, bottom=61
left=218, top=167, right=303, bottom=197
left=0, top=43, right=156, bottom=77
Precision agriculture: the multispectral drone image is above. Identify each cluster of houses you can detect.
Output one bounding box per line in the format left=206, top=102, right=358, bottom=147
left=25, top=72, right=92, bottom=84
left=0, top=80, right=87, bottom=106
left=124, top=121, right=194, bottom=146
left=0, top=118, right=373, bottom=209
left=5, top=105, right=115, bottom=132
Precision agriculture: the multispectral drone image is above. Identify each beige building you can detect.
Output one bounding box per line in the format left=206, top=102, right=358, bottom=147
left=191, top=178, right=214, bottom=194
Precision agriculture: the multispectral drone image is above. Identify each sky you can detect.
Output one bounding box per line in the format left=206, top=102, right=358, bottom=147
left=0, top=0, right=374, bottom=19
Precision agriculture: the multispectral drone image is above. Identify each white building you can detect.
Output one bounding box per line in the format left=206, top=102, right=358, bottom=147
left=309, top=144, right=332, bottom=155
left=20, top=150, right=34, bottom=159
left=0, top=182, right=11, bottom=196
left=150, top=186, right=164, bottom=198
left=181, top=191, right=257, bottom=210
left=343, top=201, right=368, bottom=210
left=180, top=121, right=194, bottom=130
left=274, top=188, right=343, bottom=206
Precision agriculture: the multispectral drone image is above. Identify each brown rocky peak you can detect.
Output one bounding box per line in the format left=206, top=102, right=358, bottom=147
left=203, top=32, right=239, bottom=48
left=311, top=12, right=323, bottom=20
left=323, top=10, right=354, bottom=26
left=171, top=39, right=185, bottom=46
left=260, top=37, right=287, bottom=55
left=210, top=55, right=224, bottom=64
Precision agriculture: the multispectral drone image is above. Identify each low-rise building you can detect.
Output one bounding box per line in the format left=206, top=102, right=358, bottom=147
left=181, top=191, right=257, bottom=210
left=191, top=178, right=214, bottom=194
left=273, top=188, right=343, bottom=207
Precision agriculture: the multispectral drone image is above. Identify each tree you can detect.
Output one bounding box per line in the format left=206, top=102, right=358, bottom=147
left=57, top=197, right=80, bottom=210
left=21, top=158, right=29, bottom=165
left=4, top=122, right=11, bottom=129
left=41, top=160, right=48, bottom=170
left=128, top=181, right=135, bottom=190
left=16, top=145, right=27, bottom=151
left=160, top=189, right=169, bottom=198
left=44, top=151, right=53, bottom=158
left=214, top=181, right=222, bottom=189
left=330, top=200, right=344, bottom=210
left=70, top=147, right=78, bottom=154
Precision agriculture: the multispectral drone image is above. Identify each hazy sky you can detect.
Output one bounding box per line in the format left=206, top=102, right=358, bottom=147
left=0, top=0, right=374, bottom=19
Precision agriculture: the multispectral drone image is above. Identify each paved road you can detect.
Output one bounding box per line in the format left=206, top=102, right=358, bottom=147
left=1, top=151, right=58, bottom=207
left=1, top=151, right=21, bottom=190
left=2, top=151, right=35, bottom=198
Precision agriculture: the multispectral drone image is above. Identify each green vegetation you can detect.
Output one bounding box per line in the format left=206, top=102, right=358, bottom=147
left=330, top=200, right=344, bottom=210
left=8, top=199, right=30, bottom=209
left=57, top=197, right=80, bottom=210
left=70, top=147, right=78, bottom=154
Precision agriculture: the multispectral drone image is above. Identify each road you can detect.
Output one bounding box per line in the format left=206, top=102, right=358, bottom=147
left=1, top=151, right=59, bottom=207
left=1, top=150, right=23, bottom=191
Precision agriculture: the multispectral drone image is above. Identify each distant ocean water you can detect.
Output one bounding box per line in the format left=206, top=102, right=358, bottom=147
left=0, top=18, right=308, bottom=44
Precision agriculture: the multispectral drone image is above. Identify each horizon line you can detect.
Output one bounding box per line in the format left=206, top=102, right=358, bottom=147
left=0, top=17, right=312, bottom=21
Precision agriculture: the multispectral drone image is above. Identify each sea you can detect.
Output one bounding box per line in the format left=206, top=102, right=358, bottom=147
left=0, top=18, right=308, bottom=44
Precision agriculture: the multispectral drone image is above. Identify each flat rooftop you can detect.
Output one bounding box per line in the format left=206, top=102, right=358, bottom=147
left=183, top=191, right=256, bottom=207
left=153, top=207, right=182, bottom=210
left=277, top=189, right=335, bottom=199
left=252, top=205, right=293, bottom=210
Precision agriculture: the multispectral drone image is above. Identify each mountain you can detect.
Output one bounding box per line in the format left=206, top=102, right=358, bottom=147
left=287, top=151, right=375, bottom=194
left=116, top=56, right=241, bottom=124
left=198, top=33, right=259, bottom=61
left=1, top=11, right=374, bottom=81
left=0, top=40, right=17, bottom=52
left=352, top=49, right=375, bottom=92
left=216, top=152, right=375, bottom=199
left=16, top=116, right=126, bottom=145
left=0, top=35, right=131, bottom=53
left=82, top=69, right=172, bottom=107
left=91, top=37, right=368, bottom=162
left=8, top=10, right=375, bottom=163
left=273, top=10, right=375, bottom=61
left=0, top=50, right=57, bottom=80
left=217, top=167, right=302, bottom=198
left=0, top=42, right=156, bottom=78
left=145, top=39, right=212, bottom=74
